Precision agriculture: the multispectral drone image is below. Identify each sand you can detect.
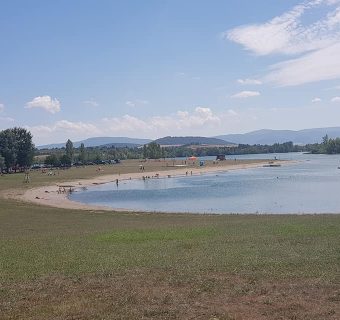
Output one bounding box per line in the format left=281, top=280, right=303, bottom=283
left=4, top=159, right=292, bottom=212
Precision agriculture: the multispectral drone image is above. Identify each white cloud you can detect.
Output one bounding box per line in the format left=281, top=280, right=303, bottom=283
left=227, top=109, right=238, bottom=116
left=237, top=78, right=262, bottom=85
left=226, top=0, right=340, bottom=56
left=103, top=115, right=150, bottom=131
left=83, top=99, right=99, bottom=107
left=25, top=96, right=61, bottom=114
left=0, top=116, right=14, bottom=122
left=264, top=43, right=340, bottom=86
left=29, top=107, right=223, bottom=144
left=226, top=0, right=340, bottom=86
left=231, top=91, right=261, bottom=98
left=54, top=120, right=100, bottom=133
left=312, top=97, right=322, bottom=102
left=331, top=96, right=340, bottom=102
left=125, top=99, right=149, bottom=107
left=28, top=120, right=101, bottom=137
left=125, top=101, right=135, bottom=107
left=175, top=72, right=186, bottom=77
left=102, top=107, right=221, bottom=133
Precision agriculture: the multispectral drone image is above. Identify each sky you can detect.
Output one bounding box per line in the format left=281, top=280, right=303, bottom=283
left=2, top=0, right=340, bottom=145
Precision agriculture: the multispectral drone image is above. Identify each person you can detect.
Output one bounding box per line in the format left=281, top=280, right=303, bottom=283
left=24, top=170, right=30, bottom=183
left=116, top=179, right=119, bottom=187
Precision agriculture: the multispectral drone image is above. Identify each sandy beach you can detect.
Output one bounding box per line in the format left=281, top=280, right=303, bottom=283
left=7, top=159, right=289, bottom=211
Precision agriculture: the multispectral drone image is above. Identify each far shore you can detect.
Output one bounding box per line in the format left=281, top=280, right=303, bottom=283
left=5, top=159, right=291, bottom=212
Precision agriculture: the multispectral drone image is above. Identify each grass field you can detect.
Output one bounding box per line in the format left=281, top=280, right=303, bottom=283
left=0, top=162, right=339, bottom=319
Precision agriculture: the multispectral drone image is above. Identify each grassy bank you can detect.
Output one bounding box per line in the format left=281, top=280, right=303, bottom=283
left=0, top=163, right=339, bottom=319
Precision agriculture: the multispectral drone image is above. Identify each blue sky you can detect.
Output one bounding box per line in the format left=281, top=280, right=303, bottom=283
left=1, top=0, right=340, bottom=144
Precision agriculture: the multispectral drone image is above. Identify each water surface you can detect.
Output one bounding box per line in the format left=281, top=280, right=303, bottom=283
left=69, top=153, right=340, bottom=214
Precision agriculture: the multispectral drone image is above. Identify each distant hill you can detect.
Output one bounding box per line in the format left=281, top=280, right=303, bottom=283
left=154, top=136, right=235, bottom=146
left=38, top=137, right=152, bottom=149
left=215, top=127, right=340, bottom=145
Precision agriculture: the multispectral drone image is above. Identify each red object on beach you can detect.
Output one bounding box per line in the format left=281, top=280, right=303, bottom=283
left=188, top=156, right=197, bottom=160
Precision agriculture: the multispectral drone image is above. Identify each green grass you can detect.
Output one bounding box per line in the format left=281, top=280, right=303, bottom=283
left=0, top=164, right=340, bottom=319
left=95, top=226, right=217, bottom=243
left=0, top=197, right=339, bottom=281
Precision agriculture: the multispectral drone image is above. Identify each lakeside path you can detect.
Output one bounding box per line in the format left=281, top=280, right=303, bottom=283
left=7, top=159, right=290, bottom=211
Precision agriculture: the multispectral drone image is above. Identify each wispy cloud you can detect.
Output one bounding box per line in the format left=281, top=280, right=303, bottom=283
left=231, top=91, right=261, bottom=98
left=226, top=0, right=340, bottom=56
left=0, top=103, right=4, bottom=112
left=237, top=78, right=262, bottom=85
left=175, top=72, right=201, bottom=81
left=0, top=116, right=14, bottom=122
left=227, top=109, right=238, bottom=116
left=25, top=96, right=61, bottom=114
left=226, top=0, right=340, bottom=86
left=264, top=43, right=340, bottom=86
left=125, top=99, right=149, bottom=107
left=312, top=97, right=322, bottom=102
left=83, top=99, right=99, bottom=107
left=103, top=107, right=221, bottom=132
left=29, top=107, right=225, bottom=144
left=331, top=96, right=340, bottom=102
left=28, top=120, right=101, bottom=137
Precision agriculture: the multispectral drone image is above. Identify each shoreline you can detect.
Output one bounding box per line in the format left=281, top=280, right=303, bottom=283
left=9, top=160, right=290, bottom=212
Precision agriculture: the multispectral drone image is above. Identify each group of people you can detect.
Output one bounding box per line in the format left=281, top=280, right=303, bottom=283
left=57, top=186, right=73, bottom=194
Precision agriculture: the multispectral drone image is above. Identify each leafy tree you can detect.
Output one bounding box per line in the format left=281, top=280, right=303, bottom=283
left=45, top=154, right=60, bottom=167
left=13, top=127, right=35, bottom=167
left=0, top=155, right=5, bottom=171
left=65, top=139, right=74, bottom=162
left=142, top=144, right=147, bottom=159
left=322, top=134, right=329, bottom=144
left=0, top=127, right=34, bottom=170
left=60, top=154, right=72, bottom=167
left=144, top=142, right=162, bottom=159
left=79, top=143, right=86, bottom=163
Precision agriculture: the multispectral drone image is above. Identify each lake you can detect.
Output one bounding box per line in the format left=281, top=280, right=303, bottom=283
left=69, top=153, right=340, bottom=214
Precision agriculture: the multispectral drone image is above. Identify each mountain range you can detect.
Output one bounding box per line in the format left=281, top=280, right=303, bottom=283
left=153, top=136, right=235, bottom=146
left=214, top=127, right=340, bottom=145
left=37, top=127, right=340, bottom=149
left=38, top=137, right=152, bottom=149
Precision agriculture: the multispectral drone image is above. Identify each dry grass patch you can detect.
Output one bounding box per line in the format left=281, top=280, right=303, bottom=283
left=1, top=270, right=339, bottom=320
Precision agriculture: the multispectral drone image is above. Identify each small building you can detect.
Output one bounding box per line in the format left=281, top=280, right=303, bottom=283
left=216, top=154, right=226, bottom=161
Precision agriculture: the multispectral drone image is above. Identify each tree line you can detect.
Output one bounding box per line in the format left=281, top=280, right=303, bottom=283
left=4, top=126, right=340, bottom=173
left=37, top=140, right=306, bottom=165
left=305, top=135, right=340, bottom=154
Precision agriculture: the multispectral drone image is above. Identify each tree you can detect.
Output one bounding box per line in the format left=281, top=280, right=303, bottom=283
left=144, top=142, right=162, bottom=159
left=60, top=154, right=72, bottom=167
left=143, top=144, right=148, bottom=158
left=0, top=127, right=34, bottom=170
left=322, top=134, right=329, bottom=144
left=45, top=154, right=60, bottom=167
left=65, top=139, right=74, bottom=163
left=13, top=127, right=35, bottom=168
left=79, top=143, right=86, bottom=163
left=0, top=155, right=5, bottom=172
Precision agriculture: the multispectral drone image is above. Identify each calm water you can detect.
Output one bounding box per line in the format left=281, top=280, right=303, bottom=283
left=69, top=153, right=340, bottom=214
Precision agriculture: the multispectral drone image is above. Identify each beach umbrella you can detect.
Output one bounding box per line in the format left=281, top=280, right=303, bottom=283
left=188, top=156, right=197, bottom=160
